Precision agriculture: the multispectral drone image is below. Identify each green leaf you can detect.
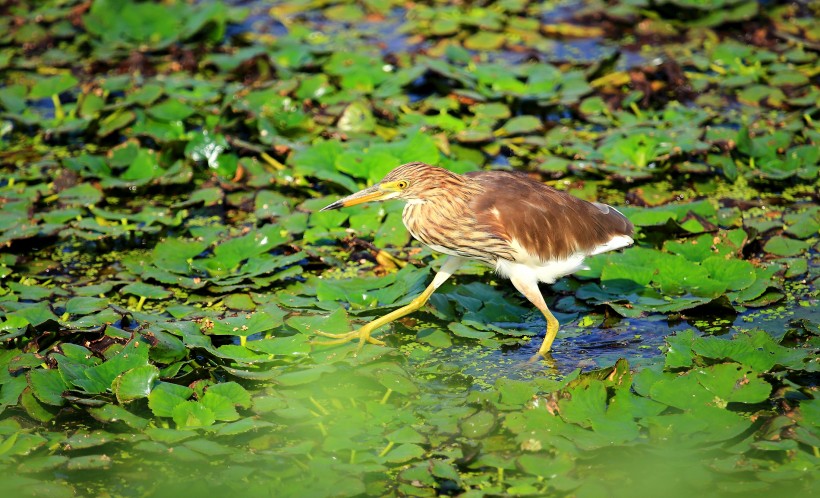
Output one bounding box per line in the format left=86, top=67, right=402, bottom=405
left=74, top=339, right=150, bottom=394
left=559, top=382, right=607, bottom=427
left=120, top=282, right=172, bottom=299
left=20, top=388, right=57, bottom=422
left=460, top=410, right=496, bottom=438
left=381, top=443, right=425, bottom=463
left=785, top=207, right=820, bottom=239
left=385, top=426, right=427, bottom=444
left=88, top=404, right=150, bottom=430
left=65, top=454, right=112, bottom=470
left=763, top=236, right=809, bottom=257
left=648, top=372, right=713, bottom=410
left=200, top=392, right=239, bottom=421
left=205, top=382, right=252, bottom=409
left=691, top=330, right=809, bottom=371
left=701, top=257, right=756, bottom=291
left=147, top=99, right=196, bottom=121
left=496, top=116, right=542, bottom=136
left=694, top=363, right=771, bottom=404
left=152, top=238, right=208, bottom=274
left=98, top=109, right=136, bottom=137
left=665, top=329, right=696, bottom=369
left=0, top=375, right=27, bottom=409
left=208, top=311, right=280, bottom=337
left=30, top=74, right=78, bottom=99
left=374, top=369, right=418, bottom=395
left=337, top=101, right=375, bottom=133
left=0, top=84, right=27, bottom=113
left=112, top=365, right=160, bottom=403
left=58, top=184, right=103, bottom=206
left=448, top=322, right=495, bottom=340
left=287, top=308, right=350, bottom=336
left=496, top=378, right=538, bottom=406
left=28, top=369, right=68, bottom=406
left=336, top=150, right=400, bottom=184
left=172, top=401, right=216, bottom=428
left=5, top=303, right=59, bottom=327
left=245, top=335, right=310, bottom=356
left=129, top=150, right=166, bottom=182
left=64, top=297, right=108, bottom=315
left=148, top=382, right=194, bottom=417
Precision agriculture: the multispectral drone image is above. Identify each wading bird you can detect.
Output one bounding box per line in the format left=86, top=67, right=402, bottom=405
left=318, top=162, right=634, bottom=358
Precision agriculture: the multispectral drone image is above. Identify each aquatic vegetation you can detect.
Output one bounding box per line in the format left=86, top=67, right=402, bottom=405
left=0, top=0, right=817, bottom=496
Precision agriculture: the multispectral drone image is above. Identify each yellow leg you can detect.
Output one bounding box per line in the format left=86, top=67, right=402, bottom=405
left=537, top=307, right=560, bottom=357
left=314, top=257, right=465, bottom=351
left=508, top=272, right=560, bottom=360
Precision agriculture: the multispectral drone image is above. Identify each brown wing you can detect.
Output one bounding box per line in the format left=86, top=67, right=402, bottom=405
left=466, top=171, right=633, bottom=261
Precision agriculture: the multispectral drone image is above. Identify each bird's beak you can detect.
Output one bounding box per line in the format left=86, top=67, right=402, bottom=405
left=320, top=184, right=397, bottom=211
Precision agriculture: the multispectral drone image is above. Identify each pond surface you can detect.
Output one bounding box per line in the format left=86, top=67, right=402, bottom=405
left=0, top=0, right=817, bottom=497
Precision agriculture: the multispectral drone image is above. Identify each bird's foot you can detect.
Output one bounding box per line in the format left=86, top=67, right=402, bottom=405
left=527, top=351, right=556, bottom=367
left=312, top=327, right=385, bottom=347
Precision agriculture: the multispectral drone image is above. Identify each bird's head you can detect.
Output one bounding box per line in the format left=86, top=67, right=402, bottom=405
left=320, top=162, right=459, bottom=211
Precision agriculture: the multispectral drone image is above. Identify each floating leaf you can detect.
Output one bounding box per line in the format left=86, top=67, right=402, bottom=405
left=200, top=392, right=239, bottom=421
left=121, top=282, right=171, bottom=300
left=112, top=364, right=160, bottom=403
left=71, top=340, right=150, bottom=394
left=88, top=404, right=150, bottom=430
left=763, top=236, right=809, bottom=257
left=172, top=400, right=216, bottom=428
left=148, top=382, right=194, bottom=418
left=28, top=369, right=68, bottom=406
left=205, top=382, right=251, bottom=409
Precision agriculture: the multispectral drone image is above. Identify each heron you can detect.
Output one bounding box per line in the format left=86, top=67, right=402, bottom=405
left=318, top=162, right=634, bottom=357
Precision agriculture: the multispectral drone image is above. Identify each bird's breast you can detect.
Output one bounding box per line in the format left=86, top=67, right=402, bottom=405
left=402, top=201, right=515, bottom=264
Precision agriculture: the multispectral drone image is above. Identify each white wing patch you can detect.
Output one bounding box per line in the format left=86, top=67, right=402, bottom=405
left=590, top=235, right=634, bottom=255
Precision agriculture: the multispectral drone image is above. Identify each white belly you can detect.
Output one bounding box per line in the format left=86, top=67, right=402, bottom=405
left=495, top=254, right=587, bottom=284
left=493, top=234, right=632, bottom=284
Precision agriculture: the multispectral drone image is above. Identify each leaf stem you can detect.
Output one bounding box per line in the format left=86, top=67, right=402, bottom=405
left=378, top=441, right=394, bottom=458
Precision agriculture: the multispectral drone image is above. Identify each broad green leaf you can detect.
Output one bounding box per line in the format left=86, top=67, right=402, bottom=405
left=172, top=401, right=216, bottom=428
left=65, top=455, right=112, bottom=470
left=75, top=340, right=150, bottom=394
left=381, top=443, right=425, bottom=463
left=763, top=236, right=809, bottom=257
left=148, top=382, right=194, bottom=418
left=496, top=116, right=542, bottom=136
left=460, top=410, right=496, bottom=438
left=200, top=392, right=239, bottom=421
left=65, top=297, right=108, bottom=315
left=30, top=74, right=78, bottom=99
left=245, top=335, right=310, bottom=356
left=28, top=369, right=68, bottom=406
left=120, top=282, right=172, bottom=299
left=208, top=311, right=279, bottom=337
left=112, top=364, right=160, bottom=403
left=205, top=382, right=251, bottom=409
left=693, top=363, right=771, bottom=405
left=287, top=308, right=351, bottom=336
left=88, top=404, right=150, bottom=430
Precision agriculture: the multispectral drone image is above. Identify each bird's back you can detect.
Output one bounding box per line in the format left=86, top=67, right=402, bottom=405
left=465, top=170, right=634, bottom=262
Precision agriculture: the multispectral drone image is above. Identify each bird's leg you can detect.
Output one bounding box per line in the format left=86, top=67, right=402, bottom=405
left=314, top=256, right=466, bottom=350
left=508, top=274, right=560, bottom=360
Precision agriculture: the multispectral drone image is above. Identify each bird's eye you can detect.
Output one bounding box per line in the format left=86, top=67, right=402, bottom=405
left=396, top=180, right=408, bottom=189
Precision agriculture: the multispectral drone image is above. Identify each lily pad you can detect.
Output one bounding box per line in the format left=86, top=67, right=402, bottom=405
left=112, top=365, right=160, bottom=403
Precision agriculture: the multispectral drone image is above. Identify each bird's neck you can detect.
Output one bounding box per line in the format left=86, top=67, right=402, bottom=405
left=401, top=180, right=483, bottom=248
